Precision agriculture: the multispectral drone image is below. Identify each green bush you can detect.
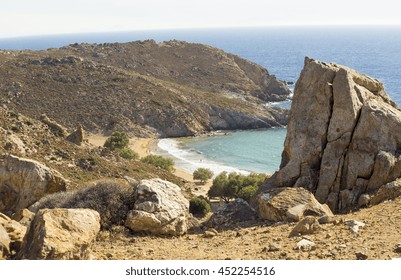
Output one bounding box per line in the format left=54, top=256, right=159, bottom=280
left=30, top=181, right=135, bottom=229
left=141, top=155, right=175, bottom=172
left=103, top=131, right=129, bottom=151
left=237, top=185, right=258, bottom=203
left=189, top=197, right=211, bottom=216
left=119, top=147, right=139, bottom=160
left=193, top=168, right=213, bottom=183
left=207, top=172, right=265, bottom=203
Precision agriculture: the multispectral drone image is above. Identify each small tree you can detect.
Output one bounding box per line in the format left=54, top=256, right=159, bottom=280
left=119, top=147, right=139, bottom=160
left=103, top=131, right=129, bottom=151
left=237, top=185, right=258, bottom=203
left=189, top=197, right=211, bottom=216
left=207, top=172, right=266, bottom=203
left=103, top=132, right=137, bottom=160
left=193, top=168, right=213, bottom=184
left=141, top=155, right=175, bottom=172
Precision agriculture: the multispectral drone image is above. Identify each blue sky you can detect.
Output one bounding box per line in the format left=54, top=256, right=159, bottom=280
left=1, top=0, right=401, bottom=38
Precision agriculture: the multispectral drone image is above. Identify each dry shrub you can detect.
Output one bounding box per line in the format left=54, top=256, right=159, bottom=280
left=30, top=180, right=135, bottom=229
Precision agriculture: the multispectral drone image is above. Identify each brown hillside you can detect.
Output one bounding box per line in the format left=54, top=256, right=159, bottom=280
left=0, top=41, right=290, bottom=137
left=0, top=108, right=183, bottom=189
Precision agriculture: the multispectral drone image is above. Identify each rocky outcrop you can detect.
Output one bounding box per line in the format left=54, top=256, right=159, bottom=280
left=66, top=125, right=85, bottom=145
left=207, top=198, right=257, bottom=228
left=260, top=57, right=401, bottom=212
left=125, top=179, right=189, bottom=236
left=18, top=208, right=100, bottom=260
left=0, top=155, right=67, bottom=214
left=257, top=187, right=333, bottom=222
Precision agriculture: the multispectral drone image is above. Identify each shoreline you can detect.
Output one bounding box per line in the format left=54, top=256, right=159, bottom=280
left=87, top=134, right=211, bottom=196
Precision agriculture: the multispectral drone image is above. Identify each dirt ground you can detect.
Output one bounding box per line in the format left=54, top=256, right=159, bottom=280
left=91, top=196, right=401, bottom=260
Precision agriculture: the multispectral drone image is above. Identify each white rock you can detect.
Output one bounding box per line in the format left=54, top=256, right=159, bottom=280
left=344, top=220, right=365, bottom=233
left=295, top=239, right=316, bottom=251
left=125, top=179, right=189, bottom=236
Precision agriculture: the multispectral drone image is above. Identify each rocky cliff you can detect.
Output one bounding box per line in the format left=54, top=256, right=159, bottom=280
left=256, top=57, right=401, bottom=213
left=0, top=40, right=290, bottom=137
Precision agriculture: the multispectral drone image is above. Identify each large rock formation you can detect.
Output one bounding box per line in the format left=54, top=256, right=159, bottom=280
left=18, top=208, right=100, bottom=260
left=259, top=57, right=401, bottom=212
left=125, top=179, right=189, bottom=236
left=0, top=155, right=67, bottom=214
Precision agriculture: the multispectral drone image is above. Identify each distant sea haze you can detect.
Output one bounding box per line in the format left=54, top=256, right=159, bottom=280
left=2, top=26, right=400, bottom=174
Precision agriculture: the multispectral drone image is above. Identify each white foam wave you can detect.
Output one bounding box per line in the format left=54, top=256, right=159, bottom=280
left=156, top=139, right=249, bottom=176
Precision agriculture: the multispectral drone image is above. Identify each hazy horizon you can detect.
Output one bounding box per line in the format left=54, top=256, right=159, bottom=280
left=1, top=0, right=401, bottom=38
left=1, top=24, right=401, bottom=40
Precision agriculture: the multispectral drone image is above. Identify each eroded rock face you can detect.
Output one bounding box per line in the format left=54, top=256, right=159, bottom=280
left=0, top=155, right=67, bottom=214
left=18, top=208, right=100, bottom=260
left=264, top=57, right=401, bottom=212
left=125, top=179, right=189, bottom=236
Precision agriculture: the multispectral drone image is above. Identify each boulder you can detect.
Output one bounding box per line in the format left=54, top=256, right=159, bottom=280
left=258, top=57, right=401, bottom=213
left=125, top=179, right=189, bottom=236
left=369, top=179, right=401, bottom=206
left=256, top=187, right=333, bottom=222
left=0, top=224, right=10, bottom=259
left=0, top=213, right=27, bottom=252
left=289, top=216, right=321, bottom=237
left=18, top=208, right=100, bottom=260
left=0, top=155, right=67, bottom=214
left=66, top=125, right=85, bottom=145
left=207, top=198, right=257, bottom=228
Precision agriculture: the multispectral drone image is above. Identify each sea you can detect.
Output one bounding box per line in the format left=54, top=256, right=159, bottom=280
left=2, top=26, right=401, bottom=175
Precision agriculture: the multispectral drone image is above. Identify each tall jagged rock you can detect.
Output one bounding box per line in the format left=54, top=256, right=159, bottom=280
left=258, top=57, right=401, bottom=213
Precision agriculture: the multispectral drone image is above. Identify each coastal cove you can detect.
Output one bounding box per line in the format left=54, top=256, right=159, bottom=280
left=1, top=29, right=401, bottom=169
left=156, top=128, right=287, bottom=176
left=2, top=26, right=400, bottom=180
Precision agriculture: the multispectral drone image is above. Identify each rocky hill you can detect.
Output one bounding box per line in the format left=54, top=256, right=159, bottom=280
left=0, top=40, right=290, bottom=137
left=0, top=107, right=182, bottom=190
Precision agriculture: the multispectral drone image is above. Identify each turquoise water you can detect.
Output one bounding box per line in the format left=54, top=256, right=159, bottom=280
left=158, top=128, right=286, bottom=175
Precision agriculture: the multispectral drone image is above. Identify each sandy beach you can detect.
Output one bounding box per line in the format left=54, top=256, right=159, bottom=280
left=87, top=134, right=154, bottom=158
left=87, top=134, right=212, bottom=196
